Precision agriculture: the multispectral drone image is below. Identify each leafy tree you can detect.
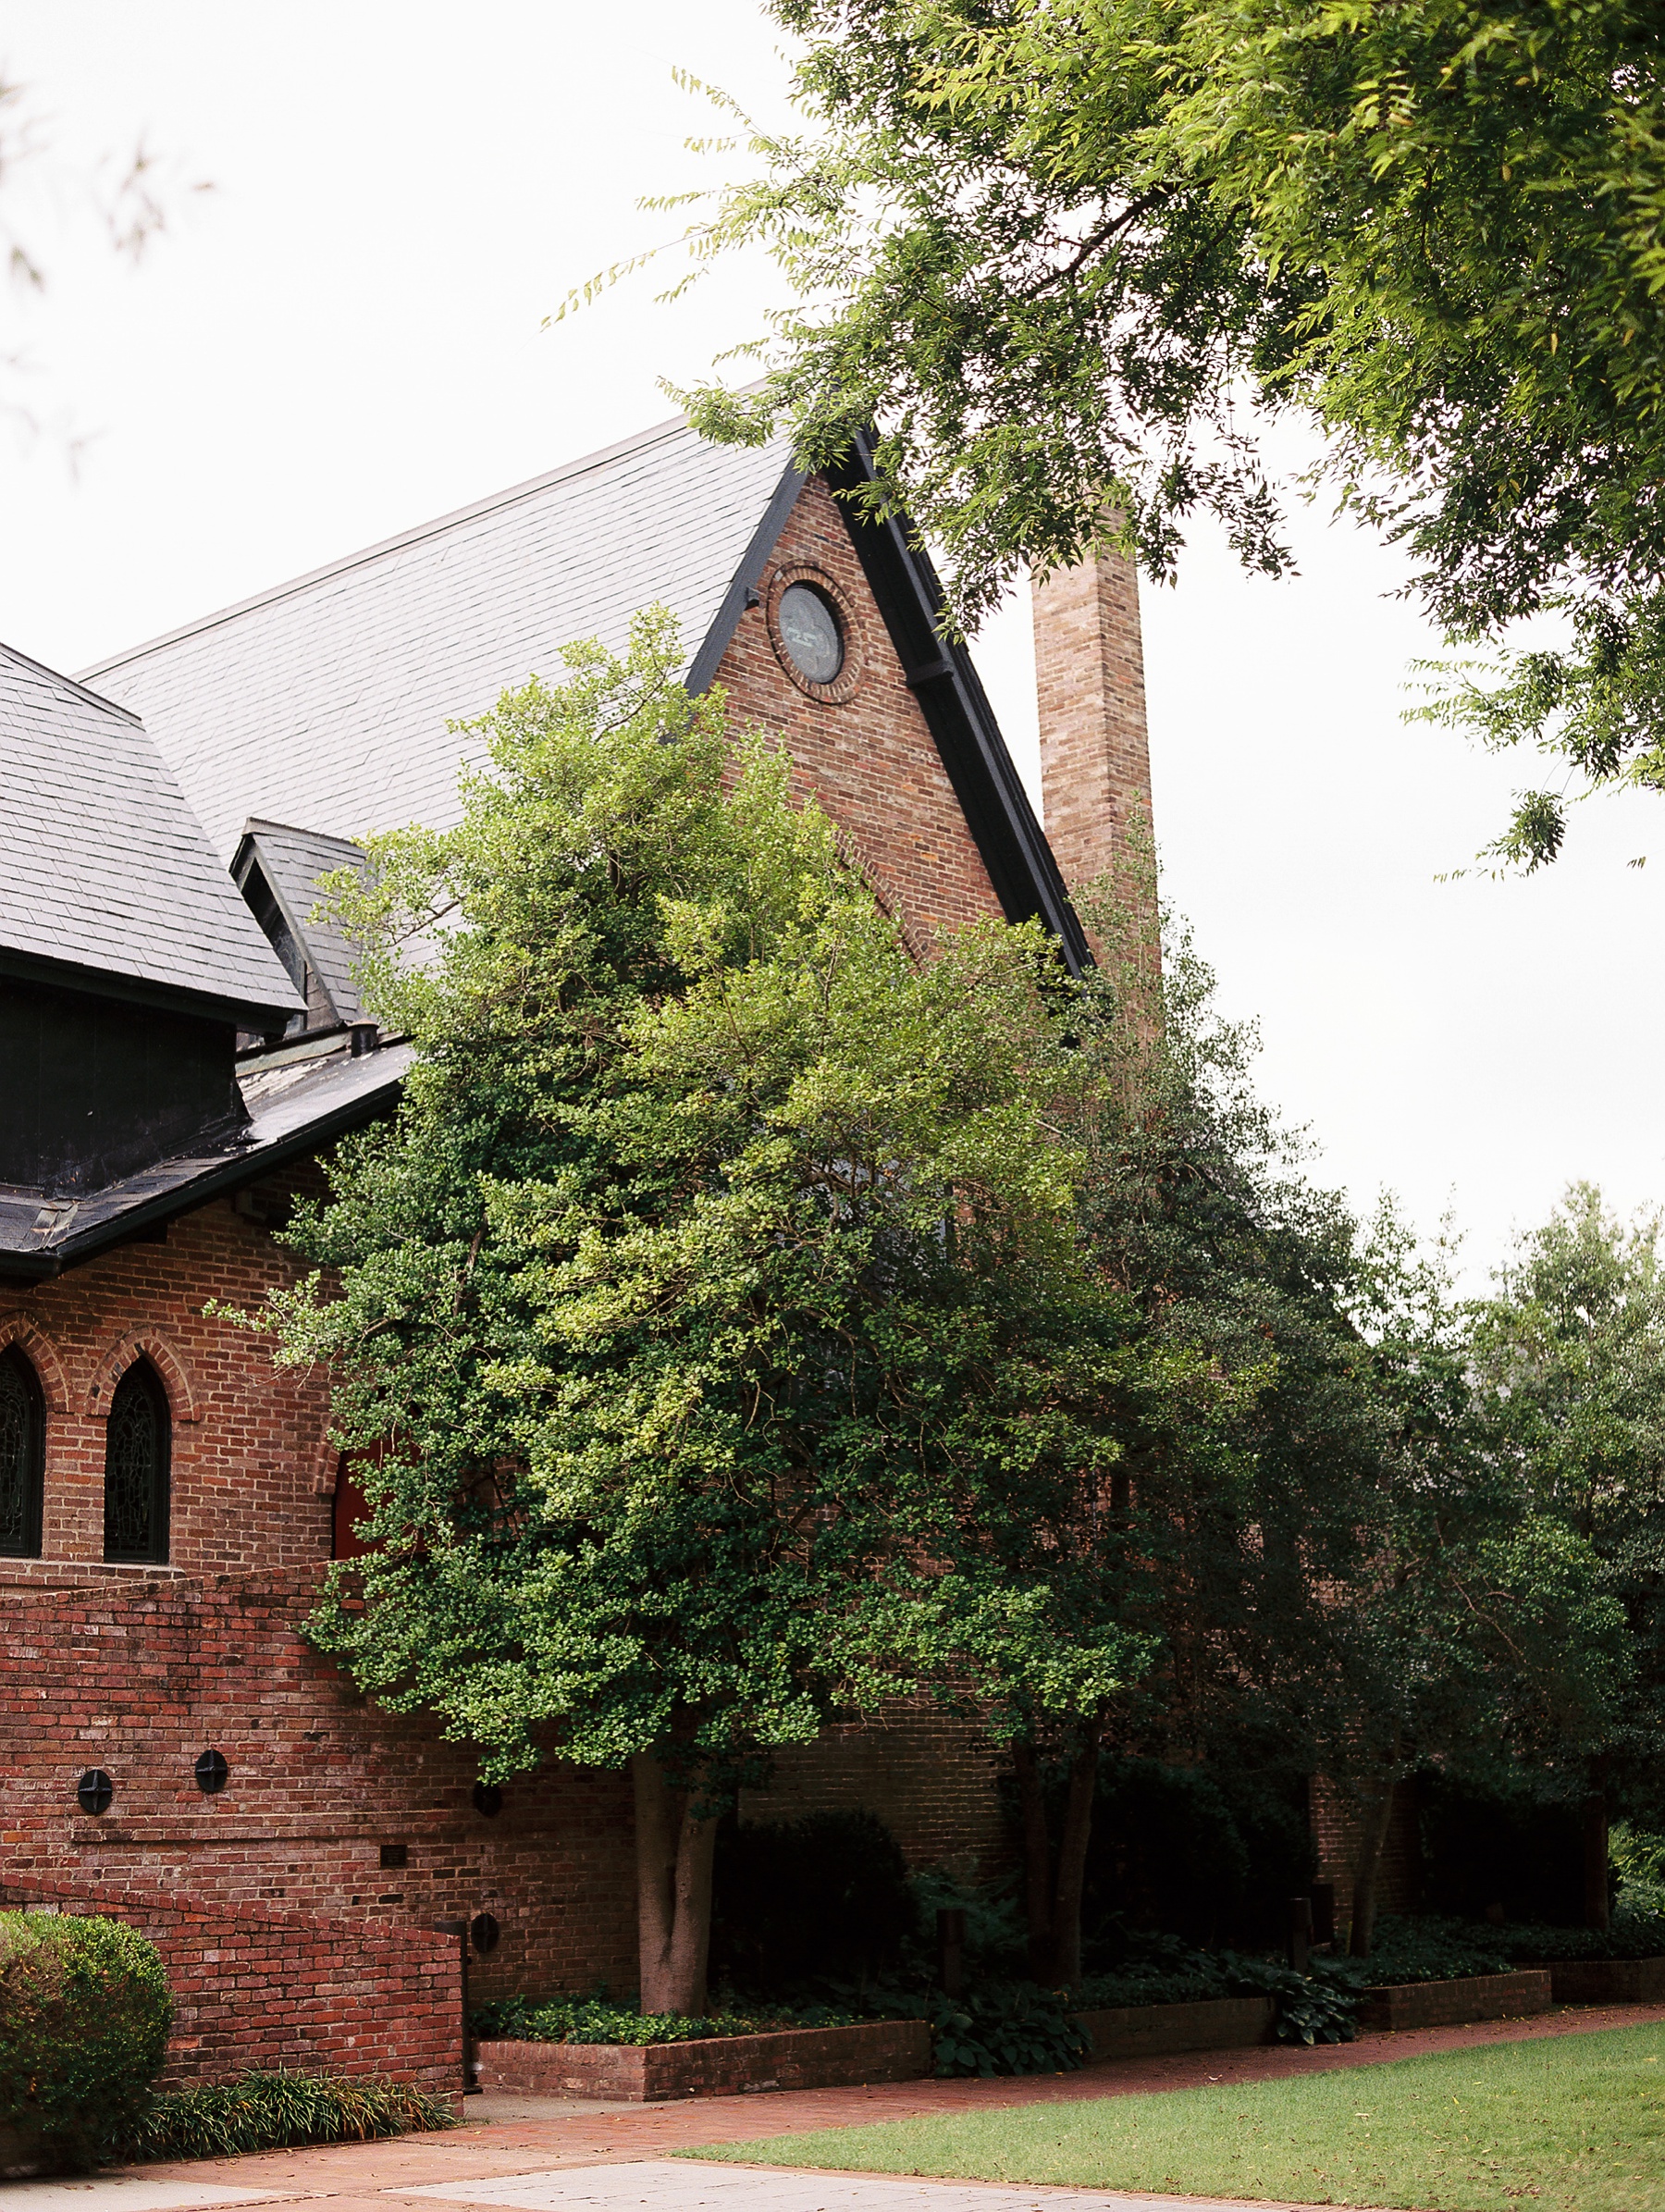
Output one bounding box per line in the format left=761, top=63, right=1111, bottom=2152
left=1326, top=1208, right=1633, bottom=1950
left=258, top=614, right=1182, bottom=2013
left=1469, top=1184, right=1665, bottom=1923
left=666, top=0, right=1665, bottom=861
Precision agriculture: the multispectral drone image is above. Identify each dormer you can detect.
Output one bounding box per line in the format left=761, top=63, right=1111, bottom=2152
left=231, top=819, right=369, bottom=1038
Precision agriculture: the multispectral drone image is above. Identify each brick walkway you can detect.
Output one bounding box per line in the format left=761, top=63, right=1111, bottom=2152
left=69, top=2000, right=1665, bottom=2212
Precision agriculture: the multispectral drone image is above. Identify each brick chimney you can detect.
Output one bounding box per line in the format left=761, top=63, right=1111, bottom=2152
left=1030, top=546, right=1153, bottom=926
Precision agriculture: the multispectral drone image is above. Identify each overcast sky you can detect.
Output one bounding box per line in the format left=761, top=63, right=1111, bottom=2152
left=5, top=1, right=1662, bottom=1286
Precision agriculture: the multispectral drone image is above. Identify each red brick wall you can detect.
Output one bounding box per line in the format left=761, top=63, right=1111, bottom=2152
left=0, top=1168, right=333, bottom=1582
left=715, top=476, right=1005, bottom=946
left=738, top=1704, right=1011, bottom=1882
left=1030, top=547, right=1152, bottom=906
left=0, top=1872, right=462, bottom=2095
left=0, top=1570, right=639, bottom=2015
left=1310, top=1774, right=1422, bottom=1927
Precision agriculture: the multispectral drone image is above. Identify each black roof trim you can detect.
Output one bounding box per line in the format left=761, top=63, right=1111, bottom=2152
left=0, top=1051, right=407, bottom=1280
left=826, top=434, right=1090, bottom=974
left=0, top=945, right=299, bottom=1034
left=685, top=457, right=810, bottom=698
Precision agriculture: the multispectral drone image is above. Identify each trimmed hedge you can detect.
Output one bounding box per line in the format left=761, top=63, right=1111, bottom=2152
left=0, top=1910, right=173, bottom=2173
left=123, top=2070, right=457, bottom=2161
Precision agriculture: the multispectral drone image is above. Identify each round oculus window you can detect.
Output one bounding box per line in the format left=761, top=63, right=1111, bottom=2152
left=777, top=582, right=845, bottom=686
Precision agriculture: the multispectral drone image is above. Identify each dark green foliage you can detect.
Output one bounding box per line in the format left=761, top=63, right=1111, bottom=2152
left=468, top=1996, right=852, bottom=2045
left=709, top=1811, right=913, bottom=1991
left=1419, top=1774, right=1585, bottom=1926
left=1363, top=1910, right=1665, bottom=1983
left=1080, top=1758, right=1248, bottom=1949
left=926, top=1983, right=1090, bottom=2079
left=1076, top=1758, right=1315, bottom=1953
left=0, top=1911, right=172, bottom=2172
left=1077, top=1942, right=1360, bottom=2045
left=121, top=2070, right=456, bottom=2162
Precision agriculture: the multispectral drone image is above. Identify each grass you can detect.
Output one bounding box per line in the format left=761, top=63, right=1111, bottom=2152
left=679, top=2020, right=1665, bottom=2210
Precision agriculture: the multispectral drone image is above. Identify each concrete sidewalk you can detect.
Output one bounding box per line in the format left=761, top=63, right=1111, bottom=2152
left=7, top=1999, right=1662, bottom=2212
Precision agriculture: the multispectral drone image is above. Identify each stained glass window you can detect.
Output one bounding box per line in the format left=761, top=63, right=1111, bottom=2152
left=0, top=1345, right=43, bottom=1557
left=104, top=1360, right=170, bottom=1564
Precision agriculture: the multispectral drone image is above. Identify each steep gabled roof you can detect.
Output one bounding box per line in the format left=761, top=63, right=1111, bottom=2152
left=81, top=409, right=1087, bottom=973
left=0, top=641, right=303, bottom=1026
left=82, top=414, right=799, bottom=861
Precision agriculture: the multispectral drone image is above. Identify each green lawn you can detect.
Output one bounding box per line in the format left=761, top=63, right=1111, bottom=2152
left=679, top=2022, right=1665, bottom=2210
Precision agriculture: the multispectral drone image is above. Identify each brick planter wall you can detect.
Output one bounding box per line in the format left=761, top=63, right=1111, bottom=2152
left=1358, top=1970, right=1553, bottom=2033
left=1546, top=1957, right=1665, bottom=2006
left=1071, top=1995, right=1275, bottom=2062
left=475, top=2020, right=931, bottom=2103
left=0, top=1872, right=461, bottom=2098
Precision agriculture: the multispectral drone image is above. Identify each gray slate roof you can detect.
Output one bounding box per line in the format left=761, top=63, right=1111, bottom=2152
left=82, top=414, right=798, bottom=861
left=233, top=818, right=369, bottom=1026
left=0, top=642, right=303, bottom=1020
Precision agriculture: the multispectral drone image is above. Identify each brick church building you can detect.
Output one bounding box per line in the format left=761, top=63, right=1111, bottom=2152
left=0, top=413, right=1153, bottom=2088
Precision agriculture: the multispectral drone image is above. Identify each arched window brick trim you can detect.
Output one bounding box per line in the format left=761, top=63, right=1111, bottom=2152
left=0, top=1341, right=46, bottom=1558
left=0, top=1313, right=70, bottom=1414
left=103, top=1357, right=171, bottom=1566
left=83, top=1331, right=202, bottom=1425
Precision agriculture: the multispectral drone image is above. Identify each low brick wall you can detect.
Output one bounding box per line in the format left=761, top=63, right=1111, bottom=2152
left=1359, top=1969, right=1553, bottom=2033
left=1546, top=1957, right=1665, bottom=2006
left=1073, top=1996, right=1275, bottom=2062
left=0, top=1871, right=461, bottom=2099
left=475, top=2020, right=931, bottom=2102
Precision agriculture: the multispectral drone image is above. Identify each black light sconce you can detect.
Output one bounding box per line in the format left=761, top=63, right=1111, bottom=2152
left=77, top=1769, right=113, bottom=1815
left=194, top=1749, right=229, bottom=1794
left=470, top=1911, right=500, bottom=1958
left=471, top=1781, right=502, bottom=1818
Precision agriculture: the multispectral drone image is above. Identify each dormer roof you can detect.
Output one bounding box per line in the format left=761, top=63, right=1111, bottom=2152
left=232, top=818, right=370, bottom=1029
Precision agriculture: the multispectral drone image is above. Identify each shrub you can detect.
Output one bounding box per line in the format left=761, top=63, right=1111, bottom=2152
left=709, top=1810, right=913, bottom=1992
left=123, top=2070, right=456, bottom=2161
left=470, top=1996, right=856, bottom=2045
left=927, top=1982, right=1090, bottom=2078
left=0, top=1910, right=172, bottom=2173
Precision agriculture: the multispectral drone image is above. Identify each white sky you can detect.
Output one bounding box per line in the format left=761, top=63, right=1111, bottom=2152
left=4, top=1, right=1661, bottom=1285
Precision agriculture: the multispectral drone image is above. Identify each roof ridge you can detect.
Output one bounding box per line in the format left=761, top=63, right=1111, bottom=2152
left=77, top=406, right=729, bottom=681
left=0, top=636, right=144, bottom=726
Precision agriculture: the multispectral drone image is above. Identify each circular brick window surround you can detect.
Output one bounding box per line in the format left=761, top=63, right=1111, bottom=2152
left=766, top=564, right=864, bottom=704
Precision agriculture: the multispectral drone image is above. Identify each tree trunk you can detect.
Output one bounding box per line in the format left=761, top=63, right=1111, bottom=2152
left=1046, top=1728, right=1102, bottom=1994
left=1583, top=1782, right=1610, bottom=1934
left=632, top=1748, right=720, bottom=2015
left=1011, top=1728, right=1101, bottom=1991
left=1347, top=1780, right=1399, bottom=1959
left=1011, top=1738, right=1054, bottom=1983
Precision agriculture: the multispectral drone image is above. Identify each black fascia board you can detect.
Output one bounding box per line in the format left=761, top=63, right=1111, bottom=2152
left=685, top=458, right=811, bottom=698
left=826, top=434, right=1091, bottom=975
left=0, top=1063, right=403, bottom=1281
left=0, top=944, right=299, bottom=1035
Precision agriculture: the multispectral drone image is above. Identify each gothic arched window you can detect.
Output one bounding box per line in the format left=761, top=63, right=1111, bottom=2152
left=104, top=1359, right=170, bottom=1564
left=0, top=1344, right=44, bottom=1557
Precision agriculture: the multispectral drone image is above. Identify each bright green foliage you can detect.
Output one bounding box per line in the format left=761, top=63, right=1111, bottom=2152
left=672, top=0, right=1665, bottom=859
left=0, top=1911, right=173, bottom=2172
left=124, top=2070, right=456, bottom=2162
left=267, top=613, right=1184, bottom=1805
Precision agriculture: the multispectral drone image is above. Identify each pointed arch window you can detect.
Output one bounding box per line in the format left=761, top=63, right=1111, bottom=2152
left=104, top=1359, right=170, bottom=1564
left=0, top=1344, right=44, bottom=1558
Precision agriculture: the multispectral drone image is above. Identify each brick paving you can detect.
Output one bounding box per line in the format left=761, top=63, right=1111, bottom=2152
left=65, top=1997, right=1665, bottom=2212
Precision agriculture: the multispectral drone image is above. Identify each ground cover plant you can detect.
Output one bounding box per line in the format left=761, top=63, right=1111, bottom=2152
left=122, top=2070, right=456, bottom=2161
left=683, top=2020, right=1665, bottom=2211
left=469, top=1996, right=857, bottom=2045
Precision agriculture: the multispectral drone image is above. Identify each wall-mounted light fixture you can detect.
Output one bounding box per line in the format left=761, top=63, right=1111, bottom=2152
left=194, top=1749, right=229, bottom=1794
left=76, top=1769, right=113, bottom=1815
